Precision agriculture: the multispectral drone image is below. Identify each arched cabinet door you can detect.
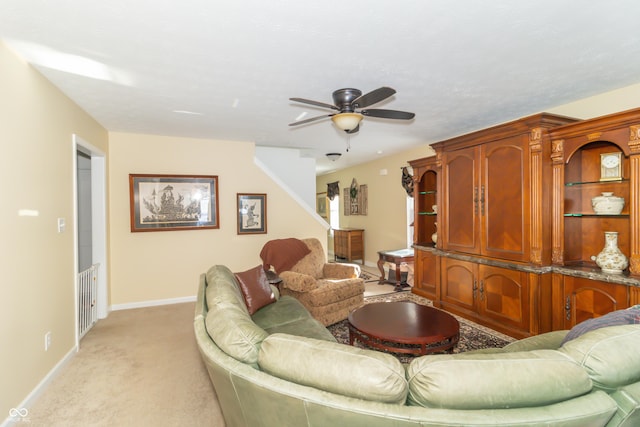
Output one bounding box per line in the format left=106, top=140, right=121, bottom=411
left=478, top=265, right=529, bottom=332
left=442, top=147, right=480, bottom=255
left=440, top=258, right=476, bottom=313
left=559, top=276, right=629, bottom=329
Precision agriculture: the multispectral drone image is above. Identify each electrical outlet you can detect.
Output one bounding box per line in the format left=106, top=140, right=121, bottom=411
left=44, top=332, right=51, bottom=351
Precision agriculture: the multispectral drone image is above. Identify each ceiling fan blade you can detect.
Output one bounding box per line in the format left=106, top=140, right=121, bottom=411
left=288, top=113, right=334, bottom=126
left=351, top=87, right=396, bottom=108
left=289, top=97, right=339, bottom=111
left=346, top=124, right=360, bottom=134
left=361, top=109, right=415, bottom=120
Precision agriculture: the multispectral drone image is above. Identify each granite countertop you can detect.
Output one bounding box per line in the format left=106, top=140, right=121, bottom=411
left=413, top=244, right=640, bottom=287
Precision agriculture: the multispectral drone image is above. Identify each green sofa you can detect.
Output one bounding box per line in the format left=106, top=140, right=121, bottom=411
left=194, top=265, right=640, bottom=426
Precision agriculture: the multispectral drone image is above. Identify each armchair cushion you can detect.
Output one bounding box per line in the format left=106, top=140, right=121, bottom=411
left=323, top=262, right=360, bottom=279
left=287, top=238, right=326, bottom=279
left=279, top=271, right=317, bottom=292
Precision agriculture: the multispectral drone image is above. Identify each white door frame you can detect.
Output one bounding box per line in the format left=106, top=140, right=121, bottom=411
left=72, top=134, right=108, bottom=346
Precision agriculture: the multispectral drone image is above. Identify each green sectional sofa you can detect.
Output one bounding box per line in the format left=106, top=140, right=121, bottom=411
left=194, top=265, right=640, bottom=426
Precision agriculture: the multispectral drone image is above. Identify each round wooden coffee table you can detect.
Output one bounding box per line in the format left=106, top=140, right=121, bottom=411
left=348, top=301, right=460, bottom=355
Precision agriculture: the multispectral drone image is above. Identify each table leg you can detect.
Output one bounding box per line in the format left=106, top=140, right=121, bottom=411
left=377, top=255, right=386, bottom=284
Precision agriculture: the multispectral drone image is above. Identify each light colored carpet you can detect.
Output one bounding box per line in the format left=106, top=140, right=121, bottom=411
left=360, top=263, right=408, bottom=297
left=26, top=302, right=225, bottom=427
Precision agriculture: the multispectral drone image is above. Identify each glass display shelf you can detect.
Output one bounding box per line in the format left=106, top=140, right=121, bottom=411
left=563, top=213, right=629, bottom=218
left=565, top=179, right=628, bottom=187
left=418, top=190, right=437, bottom=195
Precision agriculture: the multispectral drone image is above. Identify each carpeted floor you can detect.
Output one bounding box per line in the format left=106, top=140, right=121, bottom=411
left=24, top=302, right=224, bottom=427
left=25, top=292, right=513, bottom=426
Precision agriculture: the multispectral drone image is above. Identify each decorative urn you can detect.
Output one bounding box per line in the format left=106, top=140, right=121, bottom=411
left=591, top=192, right=624, bottom=215
left=590, top=231, right=628, bottom=274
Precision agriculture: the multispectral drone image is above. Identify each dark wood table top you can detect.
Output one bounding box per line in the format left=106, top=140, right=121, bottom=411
left=348, top=301, right=459, bottom=353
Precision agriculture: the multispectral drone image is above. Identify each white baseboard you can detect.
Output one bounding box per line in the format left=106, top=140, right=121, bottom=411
left=1, top=346, right=77, bottom=427
left=110, top=295, right=196, bottom=311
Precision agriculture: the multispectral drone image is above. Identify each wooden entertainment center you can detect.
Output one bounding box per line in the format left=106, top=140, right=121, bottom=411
left=410, top=108, right=640, bottom=339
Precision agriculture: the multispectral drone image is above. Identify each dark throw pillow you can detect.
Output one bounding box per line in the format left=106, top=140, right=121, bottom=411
left=561, top=305, right=640, bottom=345
left=235, top=265, right=276, bottom=315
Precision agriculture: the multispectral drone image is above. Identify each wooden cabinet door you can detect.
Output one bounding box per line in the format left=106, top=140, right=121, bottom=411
left=481, top=137, right=529, bottom=262
left=560, top=276, right=629, bottom=329
left=478, top=264, right=529, bottom=333
left=333, top=230, right=346, bottom=258
left=442, top=147, right=480, bottom=254
left=413, top=249, right=437, bottom=300
left=440, top=258, right=476, bottom=313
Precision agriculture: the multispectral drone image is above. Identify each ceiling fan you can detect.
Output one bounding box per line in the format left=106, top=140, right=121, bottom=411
left=289, top=87, right=415, bottom=134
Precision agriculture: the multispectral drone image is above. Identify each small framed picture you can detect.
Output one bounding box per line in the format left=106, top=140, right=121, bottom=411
left=237, top=193, right=267, bottom=234
left=316, top=192, right=328, bottom=218
left=129, top=174, right=219, bottom=232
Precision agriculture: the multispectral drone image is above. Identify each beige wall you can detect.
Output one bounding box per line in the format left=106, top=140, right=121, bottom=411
left=317, top=145, right=435, bottom=266
left=547, top=83, right=640, bottom=119
left=319, top=82, right=640, bottom=267
left=108, top=132, right=326, bottom=306
left=1, top=42, right=108, bottom=417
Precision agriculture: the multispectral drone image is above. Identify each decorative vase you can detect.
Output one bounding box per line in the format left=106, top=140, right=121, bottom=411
left=590, top=231, right=628, bottom=274
left=591, top=192, right=624, bottom=215
left=432, top=222, right=437, bottom=244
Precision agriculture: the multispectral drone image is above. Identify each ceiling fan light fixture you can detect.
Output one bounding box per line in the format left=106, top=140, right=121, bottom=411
left=326, top=152, right=342, bottom=161
left=331, top=112, right=363, bottom=131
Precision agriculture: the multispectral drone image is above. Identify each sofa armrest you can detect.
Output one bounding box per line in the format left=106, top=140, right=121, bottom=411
left=279, top=271, right=317, bottom=292
left=322, top=262, right=360, bottom=279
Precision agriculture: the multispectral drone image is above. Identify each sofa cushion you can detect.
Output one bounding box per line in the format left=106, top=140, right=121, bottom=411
left=205, top=306, right=268, bottom=366
left=235, top=265, right=276, bottom=315
left=406, top=349, right=592, bottom=409
left=560, top=324, right=640, bottom=392
left=561, top=305, right=640, bottom=345
left=258, top=333, right=408, bottom=404
left=205, top=264, right=248, bottom=315
left=251, top=295, right=335, bottom=341
left=204, top=265, right=268, bottom=366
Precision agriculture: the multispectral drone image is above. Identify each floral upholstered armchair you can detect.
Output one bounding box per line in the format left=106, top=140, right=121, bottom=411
left=262, top=238, right=365, bottom=326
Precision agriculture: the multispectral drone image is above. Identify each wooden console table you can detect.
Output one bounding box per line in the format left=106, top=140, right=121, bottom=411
left=333, top=228, right=364, bottom=264
left=377, top=248, right=414, bottom=291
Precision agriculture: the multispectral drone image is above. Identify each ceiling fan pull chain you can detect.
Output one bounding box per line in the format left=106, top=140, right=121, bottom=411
left=346, top=135, right=351, bottom=152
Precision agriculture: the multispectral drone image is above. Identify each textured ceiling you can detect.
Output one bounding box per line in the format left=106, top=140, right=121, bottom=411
left=2, top=0, right=640, bottom=174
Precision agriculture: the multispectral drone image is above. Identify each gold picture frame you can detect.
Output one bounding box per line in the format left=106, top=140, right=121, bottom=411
left=316, top=192, right=328, bottom=218
left=129, top=174, right=219, bottom=232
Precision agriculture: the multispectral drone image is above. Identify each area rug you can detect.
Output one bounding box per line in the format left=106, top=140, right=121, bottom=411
left=358, top=270, right=378, bottom=282
left=328, top=292, right=515, bottom=364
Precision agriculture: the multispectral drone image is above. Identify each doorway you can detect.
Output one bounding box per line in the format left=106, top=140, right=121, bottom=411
left=73, top=135, right=108, bottom=346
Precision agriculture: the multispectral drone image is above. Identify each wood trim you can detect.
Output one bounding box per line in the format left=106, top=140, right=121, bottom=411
left=629, top=129, right=640, bottom=274
left=550, top=139, right=564, bottom=265
left=529, top=128, right=543, bottom=265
